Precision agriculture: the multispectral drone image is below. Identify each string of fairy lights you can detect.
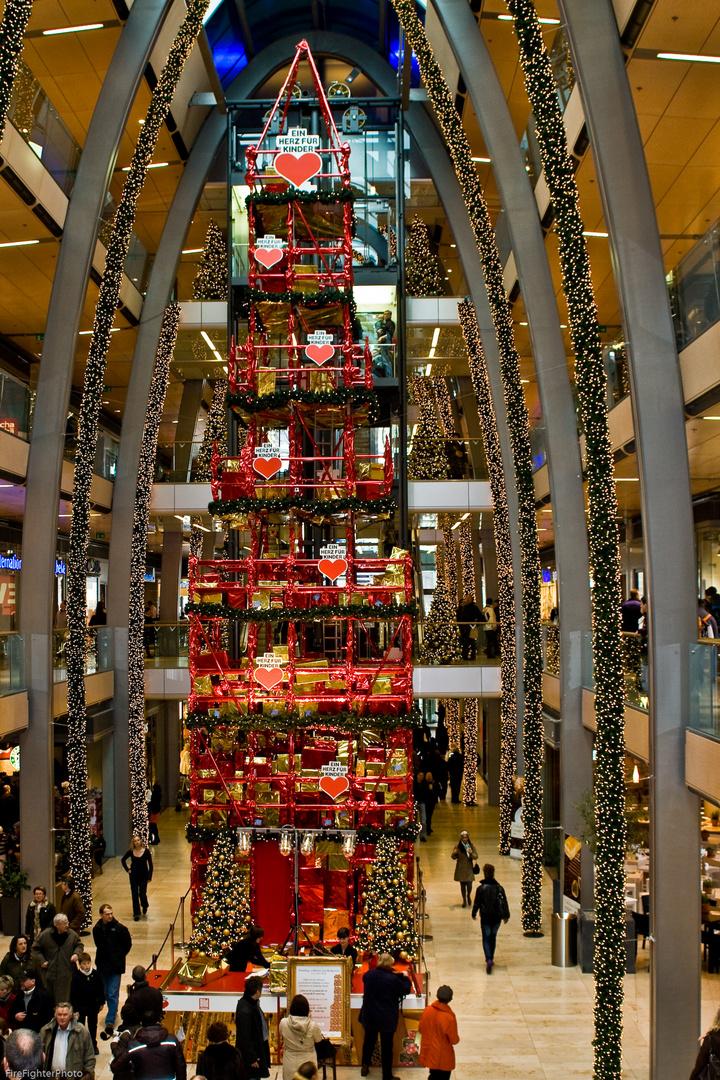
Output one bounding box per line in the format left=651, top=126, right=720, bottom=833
left=64, top=0, right=211, bottom=897
left=444, top=699, right=461, bottom=753
left=463, top=699, right=479, bottom=805
left=420, top=548, right=461, bottom=665
left=409, top=374, right=449, bottom=480
left=458, top=300, right=517, bottom=854
left=458, top=521, right=476, bottom=598
left=442, top=516, right=458, bottom=605
left=0, top=0, right=34, bottom=146
left=390, top=0, right=544, bottom=932
left=505, top=0, right=627, bottom=1061
left=432, top=375, right=455, bottom=438
left=129, top=304, right=181, bottom=843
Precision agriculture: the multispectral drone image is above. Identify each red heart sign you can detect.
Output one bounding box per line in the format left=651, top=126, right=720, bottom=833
left=253, top=457, right=282, bottom=479
left=255, top=247, right=283, bottom=269
left=319, top=558, right=347, bottom=582
left=305, top=344, right=335, bottom=366
left=254, top=667, right=283, bottom=691
left=319, top=774, right=349, bottom=800
left=274, top=151, right=323, bottom=187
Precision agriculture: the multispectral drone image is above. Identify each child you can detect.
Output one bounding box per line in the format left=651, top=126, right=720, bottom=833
left=70, top=952, right=105, bottom=1053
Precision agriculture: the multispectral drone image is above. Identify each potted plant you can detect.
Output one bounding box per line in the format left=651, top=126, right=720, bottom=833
left=0, top=861, right=29, bottom=936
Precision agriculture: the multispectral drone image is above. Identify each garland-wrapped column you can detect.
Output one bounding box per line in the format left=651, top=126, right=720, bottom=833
left=129, top=304, right=181, bottom=841
left=390, top=0, right=544, bottom=932
left=65, top=0, right=210, bottom=898
left=0, top=0, right=34, bottom=143
left=504, top=0, right=626, bottom=1067
left=458, top=301, right=517, bottom=852
left=463, top=699, right=479, bottom=805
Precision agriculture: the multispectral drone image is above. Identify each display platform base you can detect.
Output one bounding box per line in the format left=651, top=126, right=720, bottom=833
left=150, top=962, right=425, bottom=1067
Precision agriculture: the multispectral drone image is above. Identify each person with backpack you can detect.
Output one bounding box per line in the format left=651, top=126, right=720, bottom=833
left=698, top=599, right=718, bottom=639
left=471, top=863, right=510, bottom=973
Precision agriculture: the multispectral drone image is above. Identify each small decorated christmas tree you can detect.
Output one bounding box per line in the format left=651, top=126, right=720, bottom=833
left=195, top=378, right=228, bottom=480
left=192, top=220, right=228, bottom=300
left=404, top=215, right=444, bottom=297
left=409, top=375, right=449, bottom=480
left=357, top=836, right=418, bottom=959
left=421, top=573, right=461, bottom=664
left=190, top=832, right=250, bottom=955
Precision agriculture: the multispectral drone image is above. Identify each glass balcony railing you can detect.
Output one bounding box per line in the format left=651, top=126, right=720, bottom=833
left=667, top=220, right=720, bottom=352
left=690, top=640, right=720, bottom=738
left=0, top=373, right=34, bottom=441
left=53, top=627, right=113, bottom=683
left=144, top=622, right=190, bottom=663
left=580, top=629, right=648, bottom=710
left=414, top=620, right=500, bottom=666
left=155, top=442, right=207, bottom=483
left=7, top=60, right=82, bottom=196
left=0, top=634, right=26, bottom=695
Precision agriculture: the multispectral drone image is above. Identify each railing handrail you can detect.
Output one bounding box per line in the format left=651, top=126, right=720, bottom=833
left=147, top=886, right=193, bottom=972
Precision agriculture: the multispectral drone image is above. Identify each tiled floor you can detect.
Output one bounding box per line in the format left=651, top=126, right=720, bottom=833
left=5, top=782, right=719, bottom=1078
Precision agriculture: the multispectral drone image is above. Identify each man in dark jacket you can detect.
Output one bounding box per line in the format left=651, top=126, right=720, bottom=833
left=456, top=594, right=482, bottom=662
left=92, top=905, right=132, bottom=1040
left=110, top=1015, right=186, bottom=1080
left=471, top=863, right=511, bottom=974
left=8, top=970, right=53, bottom=1032
left=125, top=967, right=164, bottom=1025
left=359, top=954, right=412, bottom=1080
left=234, top=976, right=269, bottom=1080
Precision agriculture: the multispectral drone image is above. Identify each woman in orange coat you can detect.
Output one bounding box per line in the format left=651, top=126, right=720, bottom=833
left=418, top=985, right=459, bottom=1080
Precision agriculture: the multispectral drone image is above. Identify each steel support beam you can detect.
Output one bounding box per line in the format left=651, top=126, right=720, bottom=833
left=17, top=0, right=174, bottom=886
left=557, top=1, right=700, bottom=1072
left=431, top=0, right=592, bottom=891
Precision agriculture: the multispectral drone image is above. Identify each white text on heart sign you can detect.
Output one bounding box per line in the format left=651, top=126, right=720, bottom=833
left=276, top=128, right=321, bottom=150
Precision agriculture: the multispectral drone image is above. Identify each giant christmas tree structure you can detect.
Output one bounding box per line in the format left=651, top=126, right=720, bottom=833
left=189, top=831, right=250, bottom=955
left=185, top=43, right=418, bottom=960
left=357, top=835, right=419, bottom=958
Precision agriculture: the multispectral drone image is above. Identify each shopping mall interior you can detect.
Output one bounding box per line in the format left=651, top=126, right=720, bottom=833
left=0, top=0, right=717, bottom=1077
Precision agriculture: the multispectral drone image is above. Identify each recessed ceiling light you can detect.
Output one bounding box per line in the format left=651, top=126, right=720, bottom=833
left=703, top=416, right=720, bottom=420
left=657, top=51, right=720, bottom=63
left=616, top=477, right=639, bottom=481
left=431, top=327, right=440, bottom=349
left=497, top=13, right=559, bottom=23
left=79, top=328, right=120, bottom=335
left=0, top=239, right=40, bottom=249
left=43, top=22, right=104, bottom=35
left=583, top=230, right=608, bottom=237
left=472, top=156, right=491, bottom=163
left=201, top=331, right=216, bottom=350
left=182, top=248, right=203, bottom=254
left=521, top=379, right=529, bottom=384
left=213, top=350, right=224, bottom=364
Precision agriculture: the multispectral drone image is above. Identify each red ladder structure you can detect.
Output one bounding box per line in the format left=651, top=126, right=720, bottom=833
left=186, top=41, right=417, bottom=954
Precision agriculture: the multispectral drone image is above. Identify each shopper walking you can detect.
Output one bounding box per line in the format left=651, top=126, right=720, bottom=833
left=8, top=969, right=53, bottom=1032
left=121, top=836, right=153, bottom=921
left=451, top=832, right=478, bottom=908
left=690, top=1007, right=720, bottom=1078
left=31, top=914, right=80, bottom=1003
left=0, top=937, right=34, bottom=991
left=25, top=887, right=56, bottom=946
left=234, top=975, right=270, bottom=1080
left=125, top=966, right=164, bottom=1025
left=621, top=588, right=642, bottom=632
left=359, top=953, right=411, bottom=1080
left=148, top=785, right=162, bottom=845
left=447, top=753, right=463, bottom=804
left=279, top=995, right=323, bottom=1080
left=471, top=863, right=510, bottom=973
left=418, top=985, right=459, bottom=1080
left=71, top=953, right=105, bottom=1054
left=92, top=904, right=132, bottom=1040
left=422, top=771, right=439, bottom=836
left=196, top=1021, right=245, bottom=1080
left=40, top=1001, right=95, bottom=1080
left=482, top=599, right=498, bottom=659
left=58, top=876, right=86, bottom=934
left=456, top=594, right=482, bottom=662
left=110, top=1014, right=186, bottom=1080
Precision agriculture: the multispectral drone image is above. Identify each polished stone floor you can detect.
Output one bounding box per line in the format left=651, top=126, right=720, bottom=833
left=4, top=783, right=719, bottom=1078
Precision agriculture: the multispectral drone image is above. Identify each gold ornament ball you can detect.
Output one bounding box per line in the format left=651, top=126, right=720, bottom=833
left=388, top=909, right=395, bottom=918
left=392, top=878, right=399, bottom=886
left=396, top=931, right=403, bottom=940
left=214, top=909, right=222, bottom=917
left=223, top=928, right=230, bottom=937
left=399, top=950, right=408, bottom=960
left=402, top=919, right=408, bottom=927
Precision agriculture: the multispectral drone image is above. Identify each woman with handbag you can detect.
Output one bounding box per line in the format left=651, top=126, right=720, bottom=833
left=279, top=994, right=324, bottom=1080
left=690, top=1008, right=720, bottom=1079
left=451, top=831, right=478, bottom=908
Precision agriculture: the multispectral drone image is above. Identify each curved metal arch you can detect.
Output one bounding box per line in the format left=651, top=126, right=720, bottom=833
left=430, top=0, right=593, bottom=865
left=106, top=30, right=525, bottom=843
left=16, top=0, right=175, bottom=886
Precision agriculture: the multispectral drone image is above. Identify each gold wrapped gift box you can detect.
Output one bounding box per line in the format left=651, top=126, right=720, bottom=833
left=356, top=462, right=385, bottom=480
left=371, top=676, right=392, bottom=695
left=193, top=591, right=223, bottom=605
left=262, top=700, right=288, bottom=717
left=388, top=749, right=408, bottom=777
left=203, top=788, right=227, bottom=804
left=257, top=367, right=277, bottom=394
left=294, top=265, right=321, bottom=294
left=193, top=675, right=214, bottom=696
left=310, top=371, right=334, bottom=393
left=223, top=459, right=242, bottom=473
left=301, top=922, right=321, bottom=944
left=177, top=954, right=228, bottom=987
left=219, top=699, right=248, bottom=717
left=323, top=908, right=350, bottom=941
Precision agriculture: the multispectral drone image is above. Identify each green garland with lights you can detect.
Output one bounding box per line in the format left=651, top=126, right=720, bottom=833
left=458, top=521, right=476, bottom=598
left=212, top=494, right=396, bottom=518
left=246, top=189, right=355, bottom=206
left=442, top=516, right=458, bottom=606
left=458, top=300, right=517, bottom=853
left=185, top=706, right=423, bottom=734
left=444, top=698, right=460, bottom=753
left=505, top=0, right=626, bottom=1063
left=187, top=821, right=420, bottom=844
left=463, top=699, right=479, bottom=805
left=405, top=215, right=444, bottom=297
left=432, top=375, right=455, bottom=438
left=228, top=386, right=379, bottom=415
left=244, top=287, right=352, bottom=308
left=420, top=559, right=461, bottom=665
left=390, top=0, right=543, bottom=931
left=193, top=220, right=228, bottom=301
left=186, top=601, right=416, bottom=622
left=64, top=0, right=211, bottom=917
left=408, top=375, right=449, bottom=480
left=0, top=0, right=34, bottom=147
left=129, top=304, right=180, bottom=842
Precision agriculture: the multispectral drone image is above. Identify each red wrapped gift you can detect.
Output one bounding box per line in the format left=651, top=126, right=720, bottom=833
left=324, top=869, right=349, bottom=908
left=301, top=746, right=337, bottom=770
left=227, top=589, right=249, bottom=608
left=299, top=868, right=325, bottom=921
left=365, top=747, right=385, bottom=763
left=195, top=650, right=229, bottom=670
left=368, top=698, right=399, bottom=716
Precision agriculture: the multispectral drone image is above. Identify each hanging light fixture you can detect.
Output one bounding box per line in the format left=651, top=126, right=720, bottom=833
left=279, top=830, right=294, bottom=856
left=632, top=764, right=640, bottom=784
left=301, top=832, right=315, bottom=856
left=237, top=829, right=251, bottom=854
left=342, top=832, right=356, bottom=857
